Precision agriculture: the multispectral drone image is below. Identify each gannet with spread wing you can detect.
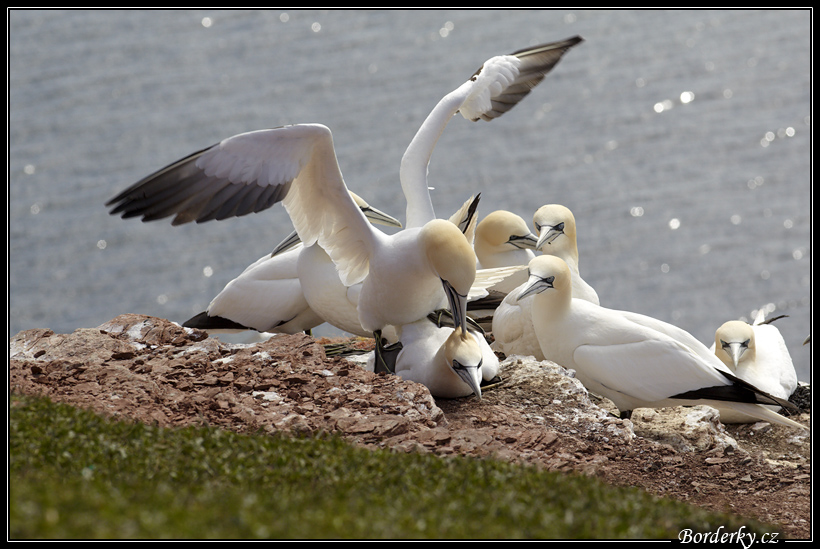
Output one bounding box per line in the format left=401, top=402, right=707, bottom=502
left=107, top=37, right=585, bottom=352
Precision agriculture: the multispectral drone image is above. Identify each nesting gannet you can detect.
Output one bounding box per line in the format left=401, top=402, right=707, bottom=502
left=107, top=37, right=584, bottom=355
left=393, top=320, right=499, bottom=399
left=712, top=311, right=799, bottom=402
left=518, top=255, right=805, bottom=429
left=183, top=191, right=402, bottom=335
left=491, top=203, right=597, bottom=358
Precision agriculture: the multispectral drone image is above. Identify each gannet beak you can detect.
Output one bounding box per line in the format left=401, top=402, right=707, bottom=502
left=508, top=232, right=539, bottom=250
left=536, top=223, right=565, bottom=250
left=270, top=229, right=302, bottom=257
left=361, top=205, right=403, bottom=229
left=516, top=274, right=555, bottom=301
left=452, top=359, right=483, bottom=399
left=442, top=279, right=469, bottom=333
left=721, top=339, right=749, bottom=370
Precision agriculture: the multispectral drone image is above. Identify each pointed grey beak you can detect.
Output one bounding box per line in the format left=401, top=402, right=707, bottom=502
left=536, top=223, right=565, bottom=251
left=720, top=339, right=749, bottom=370
left=270, top=229, right=303, bottom=257
left=452, top=359, right=483, bottom=399
left=516, top=274, right=555, bottom=301
left=442, top=279, right=469, bottom=333
left=361, top=205, right=403, bottom=229
left=508, top=233, right=539, bottom=250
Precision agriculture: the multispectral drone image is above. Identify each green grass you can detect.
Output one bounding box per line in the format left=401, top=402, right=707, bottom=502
left=9, top=394, right=777, bottom=539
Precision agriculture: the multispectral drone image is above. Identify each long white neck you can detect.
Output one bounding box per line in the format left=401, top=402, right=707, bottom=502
left=400, top=82, right=473, bottom=228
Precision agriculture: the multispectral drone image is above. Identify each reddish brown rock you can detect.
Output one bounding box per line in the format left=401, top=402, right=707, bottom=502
left=9, top=314, right=811, bottom=538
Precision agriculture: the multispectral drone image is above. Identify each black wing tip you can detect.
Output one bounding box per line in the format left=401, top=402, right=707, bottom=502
left=672, top=368, right=802, bottom=415
left=183, top=312, right=252, bottom=331
left=511, top=35, right=585, bottom=57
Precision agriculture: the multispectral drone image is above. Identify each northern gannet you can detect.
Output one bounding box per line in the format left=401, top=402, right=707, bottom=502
left=392, top=320, right=499, bottom=399
left=491, top=203, right=597, bottom=359
left=183, top=191, right=402, bottom=335
left=473, top=210, right=537, bottom=292
left=712, top=310, right=799, bottom=402
left=533, top=204, right=599, bottom=305
left=107, top=37, right=585, bottom=356
left=518, top=255, right=805, bottom=429
left=474, top=210, right=538, bottom=270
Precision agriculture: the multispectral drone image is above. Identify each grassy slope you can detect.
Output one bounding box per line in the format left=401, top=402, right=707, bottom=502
left=9, top=394, right=776, bottom=539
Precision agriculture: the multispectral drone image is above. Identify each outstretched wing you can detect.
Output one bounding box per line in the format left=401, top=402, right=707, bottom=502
left=107, top=124, right=374, bottom=285
left=459, top=36, right=584, bottom=122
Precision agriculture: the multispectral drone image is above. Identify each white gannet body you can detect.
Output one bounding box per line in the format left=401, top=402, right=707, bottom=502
left=394, top=320, right=499, bottom=399
left=492, top=204, right=597, bottom=358
left=708, top=311, right=799, bottom=423
left=185, top=245, right=324, bottom=334
left=107, top=37, right=585, bottom=344
left=183, top=192, right=402, bottom=336
left=518, top=255, right=805, bottom=429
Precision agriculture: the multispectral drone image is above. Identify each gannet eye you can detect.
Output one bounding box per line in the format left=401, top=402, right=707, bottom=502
left=553, top=222, right=565, bottom=232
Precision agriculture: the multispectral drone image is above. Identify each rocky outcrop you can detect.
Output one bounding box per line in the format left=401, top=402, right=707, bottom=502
left=9, top=314, right=812, bottom=537
left=9, top=313, right=808, bottom=459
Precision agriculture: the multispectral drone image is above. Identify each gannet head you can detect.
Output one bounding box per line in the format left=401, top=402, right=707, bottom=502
left=517, top=255, right=572, bottom=302
left=714, top=320, right=756, bottom=371
left=421, top=219, right=477, bottom=332
left=533, top=204, right=578, bottom=259
left=475, top=210, right=538, bottom=257
left=444, top=327, right=484, bottom=399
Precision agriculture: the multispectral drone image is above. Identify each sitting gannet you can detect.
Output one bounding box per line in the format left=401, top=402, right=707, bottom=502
left=107, top=37, right=585, bottom=359
left=712, top=308, right=799, bottom=404
left=492, top=204, right=597, bottom=358
left=518, top=255, right=805, bottom=429
left=392, top=320, right=499, bottom=400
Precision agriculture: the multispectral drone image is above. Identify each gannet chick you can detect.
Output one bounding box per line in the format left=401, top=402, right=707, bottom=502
left=106, top=37, right=585, bottom=352
left=183, top=192, right=402, bottom=335
left=394, top=322, right=498, bottom=399
left=519, top=255, right=805, bottom=429
left=714, top=316, right=798, bottom=401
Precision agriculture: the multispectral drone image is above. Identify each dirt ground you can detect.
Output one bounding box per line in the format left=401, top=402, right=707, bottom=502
left=9, top=314, right=811, bottom=539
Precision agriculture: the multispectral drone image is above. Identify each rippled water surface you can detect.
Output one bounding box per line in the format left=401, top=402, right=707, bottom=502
left=9, top=9, right=811, bottom=380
